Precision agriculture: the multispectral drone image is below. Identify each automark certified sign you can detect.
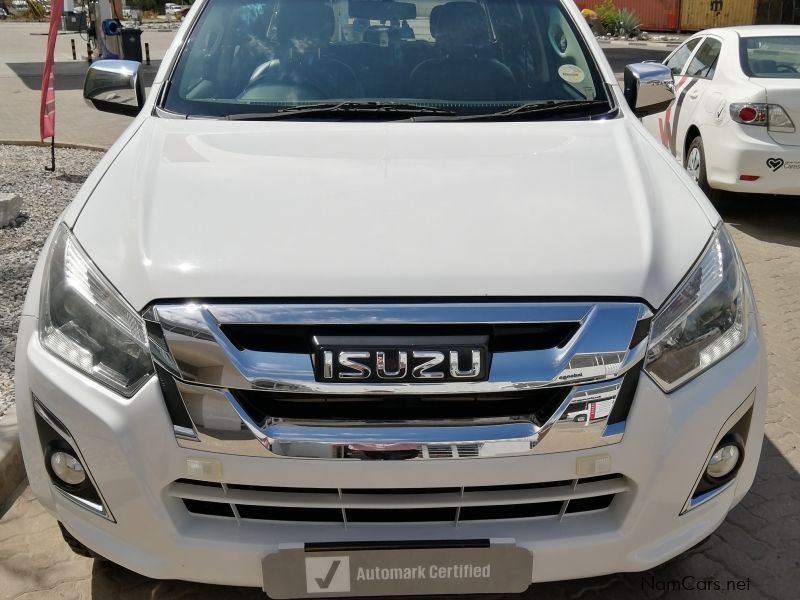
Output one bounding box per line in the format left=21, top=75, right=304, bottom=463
left=305, top=556, right=351, bottom=594
left=263, top=543, right=532, bottom=598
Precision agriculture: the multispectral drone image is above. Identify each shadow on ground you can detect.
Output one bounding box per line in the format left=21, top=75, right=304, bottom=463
left=77, top=435, right=797, bottom=600
left=718, top=193, right=800, bottom=248
left=6, top=61, right=162, bottom=91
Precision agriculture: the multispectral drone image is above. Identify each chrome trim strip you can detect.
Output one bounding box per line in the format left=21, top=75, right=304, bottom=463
left=54, top=487, right=107, bottom=515
left=175, top=377, right=628, bottom=459
left=32, top=397, right=114, bottom=521
left=33, top=400, right=72, bottom=444
left=173, top=425, right=198, bottom=440
left=685, top=480, right=736, bottom=511
left=197, top=303, right=599, bottom=325
left=150, top=302, right=649, bottom=394
left=261, top=422, right=537, bottom=446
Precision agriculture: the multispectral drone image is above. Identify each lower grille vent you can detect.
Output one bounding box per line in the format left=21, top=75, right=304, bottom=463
left=172, top=474, right=626, bottom=525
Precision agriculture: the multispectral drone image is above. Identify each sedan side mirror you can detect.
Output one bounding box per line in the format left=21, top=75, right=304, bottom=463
left=623, top=63, right=675, bottom=118
left=83, top=60, right=145, bottom=117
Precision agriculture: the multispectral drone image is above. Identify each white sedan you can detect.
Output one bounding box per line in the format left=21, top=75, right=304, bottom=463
left=642, top=25, right=800, bottom=199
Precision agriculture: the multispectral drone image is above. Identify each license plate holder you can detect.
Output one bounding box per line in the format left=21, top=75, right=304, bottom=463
left=262, top=540, right=532, bottom=598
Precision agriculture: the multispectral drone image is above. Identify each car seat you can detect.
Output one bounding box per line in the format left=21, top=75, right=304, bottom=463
left=243, top=0, right=361, bottom=101
left=409, top=1, right=516, bottom=101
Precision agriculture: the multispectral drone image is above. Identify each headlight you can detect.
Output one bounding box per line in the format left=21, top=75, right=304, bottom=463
left=39, top=223, right=153, bottom=397
left=644, top=226, right=750, bottom=392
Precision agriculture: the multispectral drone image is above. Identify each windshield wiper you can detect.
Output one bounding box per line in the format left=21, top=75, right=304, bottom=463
left=412, top=100, right=613, bottom=122
left=226, top=102, right=457, bottom=120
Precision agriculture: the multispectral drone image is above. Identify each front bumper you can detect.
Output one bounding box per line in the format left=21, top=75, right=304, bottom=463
left=705, top=123, right=800, bottom=195
left=15, top=313, right=766, bottom=588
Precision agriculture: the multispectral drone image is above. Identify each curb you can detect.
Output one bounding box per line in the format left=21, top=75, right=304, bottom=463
left=0, top=407, right=25, bottom=511
left=29, top=31, right=82, bottom=36
left=0, top=140, right=108, bottom=152
left=596, top=39, right=680, bottom=50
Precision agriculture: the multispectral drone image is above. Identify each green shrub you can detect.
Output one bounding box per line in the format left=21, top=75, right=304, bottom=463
left=617, top=8, right=641, bottom=38
left=595, top=0, right=619, bottom=34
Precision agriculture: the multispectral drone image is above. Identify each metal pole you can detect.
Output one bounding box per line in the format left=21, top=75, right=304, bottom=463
left=45, top=136, right=55, bottom=172
left=87, top=43, right=92, bottom=63
left=71, top=39, right=76, bottom=60
left=145, top=42, right=151, bottom=65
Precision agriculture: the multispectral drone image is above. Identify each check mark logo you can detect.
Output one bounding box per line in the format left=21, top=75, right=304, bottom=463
left=315, top=560, right=341, bottom=589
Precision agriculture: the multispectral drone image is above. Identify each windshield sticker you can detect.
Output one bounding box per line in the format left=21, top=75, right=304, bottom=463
left=558, top=64, right=585, bottom=84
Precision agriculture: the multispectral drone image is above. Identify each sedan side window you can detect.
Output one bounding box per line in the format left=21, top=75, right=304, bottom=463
left=686, top=38, right=722, bottom=79
left=664, top=38, right=700, bottom=76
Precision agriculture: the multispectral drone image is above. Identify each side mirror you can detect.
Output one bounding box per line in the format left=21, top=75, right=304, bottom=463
left=623, top=63, right=675, bottom=118
left=83, top=60, right=145, bottom=117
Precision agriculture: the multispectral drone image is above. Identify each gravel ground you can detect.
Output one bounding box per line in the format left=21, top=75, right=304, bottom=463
left=0, top=145, right=103, bottom=420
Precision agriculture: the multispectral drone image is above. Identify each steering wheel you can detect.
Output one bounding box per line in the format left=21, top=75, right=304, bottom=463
left=775, top=64, right=798, bottom=74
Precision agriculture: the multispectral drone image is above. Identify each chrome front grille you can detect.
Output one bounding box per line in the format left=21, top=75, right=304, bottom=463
left=144, top=302, right=650, bottom=460
left=170, top=474, right=628, bottom=525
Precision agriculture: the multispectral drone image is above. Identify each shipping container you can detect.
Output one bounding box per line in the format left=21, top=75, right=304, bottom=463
left=755, top=0, right=800, bottom=24
left=680, top=0, right=758, bottom=31
left=577, top=0, right=681, bottom=32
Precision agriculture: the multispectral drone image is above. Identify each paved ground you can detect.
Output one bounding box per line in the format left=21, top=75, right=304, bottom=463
left=0, top=22, right=173, bottom=148
left=0, top=20, right=797, bottom=600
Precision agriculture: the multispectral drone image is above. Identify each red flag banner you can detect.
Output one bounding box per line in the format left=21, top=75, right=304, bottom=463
left=40, top=0, right=65, bottom=142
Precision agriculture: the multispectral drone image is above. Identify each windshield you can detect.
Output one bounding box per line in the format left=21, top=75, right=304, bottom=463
left=740, top=36, right=800, bottom=79
left=162, top=0, right=609, bottom=119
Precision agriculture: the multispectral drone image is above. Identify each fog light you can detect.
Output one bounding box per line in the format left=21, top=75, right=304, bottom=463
left=706, top=444, right=739, bottom=479
left=50, top=451, right=86, bottom=486
left=704, top=434, right=744, bottom=484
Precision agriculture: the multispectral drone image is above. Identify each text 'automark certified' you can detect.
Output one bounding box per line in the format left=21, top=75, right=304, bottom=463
left=263, top=544, right=533, bottom=598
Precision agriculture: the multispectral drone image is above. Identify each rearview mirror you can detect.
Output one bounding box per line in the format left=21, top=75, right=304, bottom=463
left=83, top=60, right=145, bottom=117
left=350, top=0, right=416, bottom=20
left=623, top=63, right=675, bottom=118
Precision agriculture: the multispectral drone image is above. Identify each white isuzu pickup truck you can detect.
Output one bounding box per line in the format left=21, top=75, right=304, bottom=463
left=15, top=0, right=766, bottom=596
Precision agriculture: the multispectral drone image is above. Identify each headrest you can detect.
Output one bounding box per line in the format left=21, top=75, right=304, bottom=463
left=430, top=2, right=491, bottom=48
left=277, top=0, right=336, bottom=44
left=751, top=59, right=777, bottom=73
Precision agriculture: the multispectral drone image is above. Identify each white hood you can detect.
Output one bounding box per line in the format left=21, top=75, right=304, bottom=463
left=73, top=117, right=714, bottom=311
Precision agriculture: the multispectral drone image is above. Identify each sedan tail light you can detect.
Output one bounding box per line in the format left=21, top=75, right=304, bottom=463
left=730, top=103, right=795, bottom=133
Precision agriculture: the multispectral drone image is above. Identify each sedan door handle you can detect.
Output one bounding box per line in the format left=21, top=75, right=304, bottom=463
left=689, top=90, right=700, bottom=99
